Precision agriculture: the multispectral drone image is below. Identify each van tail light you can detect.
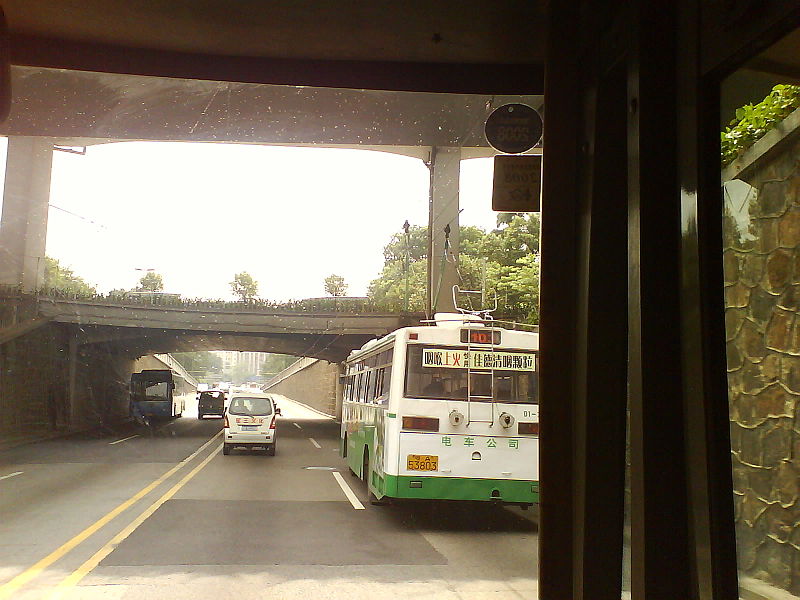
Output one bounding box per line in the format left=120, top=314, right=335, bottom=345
left=518, top=422, right=539, bottom=435
left=402, top=416, right=439, bottom=432
left=269, top=416, right=276, bottom=429
left=223, top=414, right=229, bottom=428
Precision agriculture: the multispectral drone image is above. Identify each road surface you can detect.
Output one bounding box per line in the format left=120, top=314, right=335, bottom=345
left=0, top=394, right=539, bottom=599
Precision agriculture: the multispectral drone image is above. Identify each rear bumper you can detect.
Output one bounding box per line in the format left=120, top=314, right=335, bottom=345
left=224, top=431, right=274, bottom=446
left=383, top=475, right=539, bottom=503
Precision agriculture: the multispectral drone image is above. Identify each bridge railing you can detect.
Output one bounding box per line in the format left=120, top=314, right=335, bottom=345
left=0, top=286, right=409, bottom=315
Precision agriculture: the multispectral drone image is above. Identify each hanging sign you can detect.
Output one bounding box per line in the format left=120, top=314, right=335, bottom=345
left=492, top=154, right=541, bottom=212
left=484, top=103, right=542, bottom=154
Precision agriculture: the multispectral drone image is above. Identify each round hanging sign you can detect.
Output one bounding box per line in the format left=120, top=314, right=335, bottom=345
left=484, top=104, right=542, bottom=154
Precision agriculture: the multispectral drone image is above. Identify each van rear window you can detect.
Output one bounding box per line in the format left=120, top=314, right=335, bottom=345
left=228, top=397, right=273, bottom=416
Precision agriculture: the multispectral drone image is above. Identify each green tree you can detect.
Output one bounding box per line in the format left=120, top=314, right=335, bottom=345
left=138, top=271, right=164, bottom=292
left=260, top=354, right=297, bottom=379
left=171, top=352, right=223, bottom=379
left=43, top=257, right=97, bottom=295
left=368, top=216, right=541, bottom=323
left=230, top=272, right=258, bottom=301
left=324, top=274, right=348, bottom=297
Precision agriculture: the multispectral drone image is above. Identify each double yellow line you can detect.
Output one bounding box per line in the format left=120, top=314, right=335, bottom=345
left=0, top=431, right=222, bottom=600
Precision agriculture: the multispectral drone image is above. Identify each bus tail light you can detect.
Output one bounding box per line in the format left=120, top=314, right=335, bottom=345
left=518, top=422, right=539, bottom=435
left=402, top=416, right=439, bottom=432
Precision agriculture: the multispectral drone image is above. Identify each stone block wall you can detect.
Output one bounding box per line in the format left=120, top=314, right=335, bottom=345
left=264, top=358, right=341, bottom=419
left=724, top=138, right=800, bottom=595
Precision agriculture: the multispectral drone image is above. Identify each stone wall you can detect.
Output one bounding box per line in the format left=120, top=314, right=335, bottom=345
left=0, top=318, right=135, bottom=436
left=724, top=134, right=800, bottom=596
left=264, top=358, right=342, bottom=419
left=0, top=322, right=69, bottom=432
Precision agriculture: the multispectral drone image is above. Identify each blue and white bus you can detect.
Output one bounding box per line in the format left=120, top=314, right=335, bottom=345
left=340, top=313, right=539, bottom=506
left=130, top=369, right=184, bottom=420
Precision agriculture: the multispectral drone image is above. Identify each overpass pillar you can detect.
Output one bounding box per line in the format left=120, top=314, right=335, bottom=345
left=427, top=147, right=460, bottom=314
left=0, top=137, right=54, bottom=291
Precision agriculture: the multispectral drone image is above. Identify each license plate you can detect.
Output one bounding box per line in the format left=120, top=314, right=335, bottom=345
left=241, top=425, right=258, bottom=431
left=407, top=454, right=438, bottom=471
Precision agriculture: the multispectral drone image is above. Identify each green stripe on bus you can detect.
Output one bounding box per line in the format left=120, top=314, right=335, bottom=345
left=383, top=475, right=538, bottom=503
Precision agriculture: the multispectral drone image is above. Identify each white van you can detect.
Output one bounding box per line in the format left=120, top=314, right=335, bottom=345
left=223, top=392, right=280, bottom=455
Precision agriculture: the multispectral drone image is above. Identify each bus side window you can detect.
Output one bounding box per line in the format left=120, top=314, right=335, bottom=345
left=374, top=368, right=384, bottom=402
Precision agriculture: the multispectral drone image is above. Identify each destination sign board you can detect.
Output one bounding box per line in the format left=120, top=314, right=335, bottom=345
left=422, top=348, right=536, bottom=371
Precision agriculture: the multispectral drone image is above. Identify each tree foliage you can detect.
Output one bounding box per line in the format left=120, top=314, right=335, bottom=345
left=43, top=257, right=97, bottom=295
left=230, top=271, right=259, bottom=301
left=138, top=271, right=164, bottom=292
left=324, top=274, right=348, bottom=297
left=171, top=352, right=222, bottom=378
left=260, top=354, right=297, bottom=378
left=721, top=84, right=800, bottom=166
left=368, top=215, right=540, bottom=324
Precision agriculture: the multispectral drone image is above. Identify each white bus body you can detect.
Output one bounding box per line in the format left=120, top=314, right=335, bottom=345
left=341, top=314, right=539, bottom=505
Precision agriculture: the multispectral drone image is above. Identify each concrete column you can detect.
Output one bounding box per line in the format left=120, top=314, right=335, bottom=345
left=427, top=147, right=461, bottom=315
left=0, top=137, right=54, bottom=291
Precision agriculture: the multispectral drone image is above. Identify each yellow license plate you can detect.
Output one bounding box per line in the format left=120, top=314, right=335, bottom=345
left=407, top=454, right=438, bottom=471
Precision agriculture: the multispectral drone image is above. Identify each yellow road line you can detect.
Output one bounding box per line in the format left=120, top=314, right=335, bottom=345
left=49, top=443, right=223, bottom=598
left=0, top=430, right=221, bottom=600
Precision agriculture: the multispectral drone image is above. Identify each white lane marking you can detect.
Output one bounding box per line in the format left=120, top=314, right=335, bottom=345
left=293, top=423, right=302, bottom=429
left=0, top=471, right=23, bottom=481
left=331, top=471, right=365, bottom=510
left=109, top=434, right=139, bottom=445
left=308, top=437, right=322, bottom=449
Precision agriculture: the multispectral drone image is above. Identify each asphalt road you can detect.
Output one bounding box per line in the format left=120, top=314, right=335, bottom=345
left=0, top=394, right=539, bottom=599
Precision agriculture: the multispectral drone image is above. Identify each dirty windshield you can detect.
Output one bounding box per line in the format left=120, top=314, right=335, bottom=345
left=0, top=60, right=541, bottom=600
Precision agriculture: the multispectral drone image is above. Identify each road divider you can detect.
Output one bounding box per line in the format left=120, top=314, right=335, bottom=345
left=332, top=471, right=365, bottom=510
left=49, top=443, right=224, bottom=598
left=0, top=471, right=22, bottom=481
left=293, top=423, right=302, bottom=430
left=309, top=438, right=322, bottom=449
left=0, top=430, right=222, bottom=600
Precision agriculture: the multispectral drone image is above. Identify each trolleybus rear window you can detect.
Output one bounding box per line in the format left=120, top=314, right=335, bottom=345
left=404, top=345, right=538, bottom=403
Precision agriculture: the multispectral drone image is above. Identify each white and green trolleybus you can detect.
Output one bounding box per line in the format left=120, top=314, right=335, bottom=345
left=340, top=311, right=539, bottom=506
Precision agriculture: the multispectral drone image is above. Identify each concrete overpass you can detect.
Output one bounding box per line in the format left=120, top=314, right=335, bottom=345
left=36, top=295, right=420, bottom=362
left=3, top=291, right=420, bottom=363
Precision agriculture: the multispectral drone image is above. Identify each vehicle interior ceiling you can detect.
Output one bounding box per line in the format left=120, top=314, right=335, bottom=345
left=3, top=1, right=546, bottom=95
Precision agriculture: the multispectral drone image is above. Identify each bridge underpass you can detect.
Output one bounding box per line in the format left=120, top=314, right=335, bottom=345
left=0, top=64, right=538, bottom=441
left=0, top=290, right=418, bottom=436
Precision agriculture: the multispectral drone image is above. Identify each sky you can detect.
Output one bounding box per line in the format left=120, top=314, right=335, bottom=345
left=1, top=140, right=500, bottom=301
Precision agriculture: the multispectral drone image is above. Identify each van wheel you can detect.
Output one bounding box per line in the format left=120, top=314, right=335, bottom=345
left=267, top=443, right=276, bottom=456
left=222, top=443, right=230, bottom=455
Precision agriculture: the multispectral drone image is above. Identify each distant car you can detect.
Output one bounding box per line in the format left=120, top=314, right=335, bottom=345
left=223, top=392, right=281, bottom=455
left=197, top=390, right=226, bottom=419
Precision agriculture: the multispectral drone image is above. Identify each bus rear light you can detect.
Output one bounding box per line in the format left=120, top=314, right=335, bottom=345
left=402, top=416, right=439, bottom=432
left=409, top=333, right=418, bottom=340
left=518, top=422, right=539, bottom=435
